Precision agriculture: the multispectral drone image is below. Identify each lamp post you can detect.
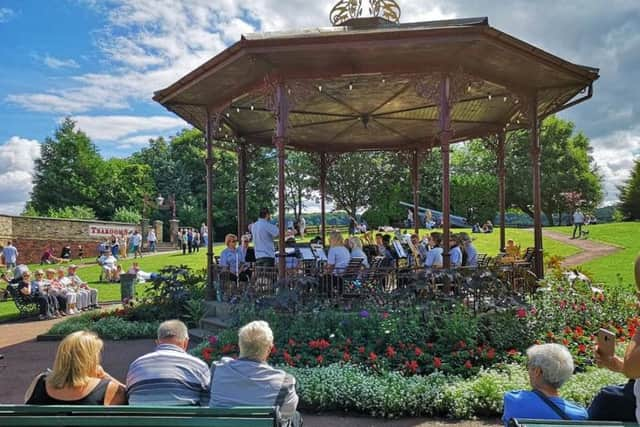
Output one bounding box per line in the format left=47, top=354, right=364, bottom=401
left=155, top=194, right=176, bottom=219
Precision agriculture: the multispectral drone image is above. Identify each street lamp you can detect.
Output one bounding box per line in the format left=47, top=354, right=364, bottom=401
left=156, top=194, right=176, bottom=219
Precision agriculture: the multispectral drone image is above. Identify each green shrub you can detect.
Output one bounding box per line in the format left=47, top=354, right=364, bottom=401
left=48, top=311, right=159, bottom=340
left=112, top=206, right=142, bottom=223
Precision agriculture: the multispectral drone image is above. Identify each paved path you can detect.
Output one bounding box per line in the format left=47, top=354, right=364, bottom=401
left=542, top=229, right=620, bottom=267
left=0, top=320, right=497, bottom=427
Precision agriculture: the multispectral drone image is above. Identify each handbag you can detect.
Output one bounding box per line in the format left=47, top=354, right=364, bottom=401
left=532, top=390, right=571, bottom=420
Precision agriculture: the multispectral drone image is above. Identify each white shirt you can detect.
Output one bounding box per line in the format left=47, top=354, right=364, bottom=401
left=573, top=211, right=585, bottom=224
left=147, top=230, right=156, bottom=242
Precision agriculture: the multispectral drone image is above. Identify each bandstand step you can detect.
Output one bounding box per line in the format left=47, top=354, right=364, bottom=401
left=200, top=316, right=234, bottom=333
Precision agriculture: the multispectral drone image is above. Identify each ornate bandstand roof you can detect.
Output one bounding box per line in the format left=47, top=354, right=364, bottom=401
left=153, top=1, right=599, bottom=152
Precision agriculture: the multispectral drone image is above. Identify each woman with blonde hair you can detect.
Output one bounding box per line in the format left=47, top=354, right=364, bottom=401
left=326, top=231, right=350, bottom=275
left=348, top=236, right=369, bottom=268
left=25, top=331, right=126, bottom=405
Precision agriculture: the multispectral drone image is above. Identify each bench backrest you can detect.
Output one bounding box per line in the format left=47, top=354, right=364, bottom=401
left=0, top=405, right=277, bottom=427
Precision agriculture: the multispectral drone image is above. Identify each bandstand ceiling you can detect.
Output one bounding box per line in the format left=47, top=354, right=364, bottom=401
left=154, top=17, right=599, bottom=152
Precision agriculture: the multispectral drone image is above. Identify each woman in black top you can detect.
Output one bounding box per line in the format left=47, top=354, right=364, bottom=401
left=25, top=331, right=126, bottom=405
left=17, top=270, right=56, bottom=320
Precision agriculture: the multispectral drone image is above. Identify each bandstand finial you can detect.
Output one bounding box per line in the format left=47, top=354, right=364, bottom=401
left=330, top=0, right=401, bottom=26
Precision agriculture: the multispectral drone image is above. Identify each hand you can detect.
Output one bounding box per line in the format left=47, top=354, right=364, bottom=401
left=594, top=345, right=622, bottom=372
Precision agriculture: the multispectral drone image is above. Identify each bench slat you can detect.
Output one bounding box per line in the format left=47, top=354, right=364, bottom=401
left=0, top=405, right=274, bottom=416
left=512, top=419, right=637, bottom=427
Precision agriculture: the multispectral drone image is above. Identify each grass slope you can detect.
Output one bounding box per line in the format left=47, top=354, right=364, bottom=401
left=553, top=222, right=640, bottom=288
left=0, top=229, right=579, bottom=322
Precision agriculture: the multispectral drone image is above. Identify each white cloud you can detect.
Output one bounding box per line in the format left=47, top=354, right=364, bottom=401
left=70, top=115, right=185, bottom=141
left=0, top=137, right=41, bottom=215
left=0, top=7, right=14, bottom=23
left=42, top=55, right=80, bottom=69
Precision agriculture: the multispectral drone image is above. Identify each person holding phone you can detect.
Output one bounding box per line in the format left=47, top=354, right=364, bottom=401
left=589, top=255, right=640, bottom=421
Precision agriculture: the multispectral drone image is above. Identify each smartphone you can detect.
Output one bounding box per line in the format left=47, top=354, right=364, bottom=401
left=597, top=328, right=616, bottom=359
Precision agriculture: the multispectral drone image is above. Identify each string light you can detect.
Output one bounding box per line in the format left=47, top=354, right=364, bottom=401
left=236, top=107, right=240, bottom=113
left=381, top=78, right=386, bottom=84
left=250, top=104, right=254, bottom=111
left=348, top=82, right=353, bottom=91
left=226, top=112, right=230, bottom=118
left=487, top=94, right=492, bottom=101
left=467, top=85, right=472, bottom=92
left=503, top=96, right=507, bottom=102
left=318, top=85, right=323, bottom=92
left=218, top=127, right=222, bottom=132
left=515, top=98, right=519, bottom=104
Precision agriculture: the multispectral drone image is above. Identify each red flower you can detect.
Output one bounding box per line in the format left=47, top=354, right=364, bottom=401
left=369, top=352, right=378, bottom=362
left=547, top=331, right=555, bottom=339
left=343, top=351, right=351, bottom=362
left=201, top=347, right=213, bottom=362
left=578, top=344, right=587, bottom=353
left=507, top=349, right=518, bottom=357
left=382, top=312, right=389, bottom=319
left=385, top=346, right=396, bottom=358
left=358, top=346, right=365, bottom=354
left=221, top=344, right=236, bottom=354
left=414, top=347, right=424, bottom=357
left=433, top=357, right=442, bottom=368
left=486, top=348, right=496, bottom=360
left=530, top=307, right=538, bottom=315
left=283, top=351, right=294, bottom=366
left=288, top=338, right=296, bottom=347
left=575, top=326, right=584, bottom=337
left=405, top=360, right=418, bottom=373
left=464, top=360, right=473, bottom=369
left=458, top=340, right=467, bottom=349
left=562, top=338, right=569, bottom=346
left=308, top=339, right=330, bottom=350
left=270, top=346, right=277, bottom=355
left=316, top=355, right=324, bottom=364
left=426, top=342, right=434, bottom=349
left=516, top=308, right=527, bottom=318
left=563, top=326, right=572, bottom=335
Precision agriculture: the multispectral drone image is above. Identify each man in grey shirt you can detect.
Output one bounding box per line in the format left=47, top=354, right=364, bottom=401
left=252, top=207, right=279, bottom=267
left=209, top=320, right=300, bottom=427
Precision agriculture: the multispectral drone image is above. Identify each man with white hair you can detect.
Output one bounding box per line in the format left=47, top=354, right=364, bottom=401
left=127, top=319, right=210, bottom=406
left=209, top=320, right=300, bottom=427
left=502, top=343, right=587, bottom=425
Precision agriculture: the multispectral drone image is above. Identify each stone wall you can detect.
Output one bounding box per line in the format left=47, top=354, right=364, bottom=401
left=0, top=215, right=141, bottom=265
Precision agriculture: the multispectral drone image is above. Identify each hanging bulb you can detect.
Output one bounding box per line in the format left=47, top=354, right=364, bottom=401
left=236, top=107, right=240, bottom=113
left=503, top=96, right=507, bottom=102
left=381, top=78, right=386, bottom=84
left=467, top=85, right=472, bottom=92
left=318, top=85, right=323, bottom=92
left=250, top=104, right=254, bottom=111
left=515, top=98, right=519, bottom=104
left=348, top=82, right=353, bottom=91
left=226, top=112, right=230, bottom=118
left=487, top=94, right=492, bottom=101
left=287, top=88, right=292, bottom=95
left=218, top=127, right=222, bottom=132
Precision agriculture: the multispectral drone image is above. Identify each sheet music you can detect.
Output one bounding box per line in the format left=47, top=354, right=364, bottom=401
left=311, top=244, right=328, bottom=261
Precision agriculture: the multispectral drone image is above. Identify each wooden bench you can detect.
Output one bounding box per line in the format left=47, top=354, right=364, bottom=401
left=0, top=405, right=279, bottom=427
left=5, top=284, right=39, bottom=317
left=510, top=419, right=636, bottom=427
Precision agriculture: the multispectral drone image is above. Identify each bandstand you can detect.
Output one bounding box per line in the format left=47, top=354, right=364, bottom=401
left=153, top=0, right=599, bottom=300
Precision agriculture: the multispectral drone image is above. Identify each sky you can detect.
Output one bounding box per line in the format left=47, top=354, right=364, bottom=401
left=0, top=0, right=639, bottom=215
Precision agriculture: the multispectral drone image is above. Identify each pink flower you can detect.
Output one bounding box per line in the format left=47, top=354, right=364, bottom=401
left=208, top=335, right=218, bottom=346
left=433, top=357, right=442, bottom=368
left=516, top=308, right=527, bottom=318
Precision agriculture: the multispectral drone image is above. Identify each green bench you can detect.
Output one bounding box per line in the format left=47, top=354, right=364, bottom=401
left=0, top=405, right=279, bottom=427
left=511, top=419, right=637, bottom=427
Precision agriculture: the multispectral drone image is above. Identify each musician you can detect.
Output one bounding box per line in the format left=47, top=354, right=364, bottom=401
left=375, top=233, right=385, bottom=257
left=219, top=234, right=249, bottom=282
left=449, top=234, right=463, bottom=268
left=284, top=237, right=301, bottom=272
left=252, top=207, right=279, bottom=267
left=424, top=232, right=443, bottom=269
left=325, top=232, right=350, bottom=275
left=407, top=234, right=428, bottom=267
left=347, top=236, right=369, bottom=268
left=459, top=232, right=478, bottom=267
left=381, top=235, right=398, bottom=260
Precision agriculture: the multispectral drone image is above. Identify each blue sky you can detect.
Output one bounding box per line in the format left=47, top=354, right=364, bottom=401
left=0, top=0, right=639, bottom=214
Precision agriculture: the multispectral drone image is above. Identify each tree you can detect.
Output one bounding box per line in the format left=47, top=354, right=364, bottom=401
left=326, top=152, right=393, bottom=219
left=618, top=158, right=640, bottom=220
left=285, top=152, right=317, bottom=220
left=47, top=205, right=96, bottom=219
left=31, top=118, right=105, bottom=216
left=504, top=116, right=603, bottom=225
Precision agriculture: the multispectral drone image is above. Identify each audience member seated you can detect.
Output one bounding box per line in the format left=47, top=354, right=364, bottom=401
left=381, top=234, right=398, bottom=261
left=126, top=262, right=159, bottom=282
left=348, top=236, right=369, bottom=268
left=17, top=269, right=57, bottom=320
left=459, top=232, right=478, bottom=267
left=45, top=268, right=77, bottom=314
left=25, top=330, right=125, bottom=405
left=505, top=239, right=521, bottom=258
left=587, top=255, right=640, bottom=421
left=239, top=234, right=256, bottom=263
left=209, top=320, right=300, bottom=427
left=502, top=343, right=587, bottom=426
left=67, top=265, right=98, bottom=309
left=40, top=248, right=54, bottom=265
left=57, top=268, right=89, bottom=311
left=326, top=231, right=350, bottom=275
left=98, top=252, right=118, bottom=282
left=482, top=220, right=494, bottom=233
left=33, top=269, right=65, bottom=317
left=127, top=320, right=210, bottom=406
left=471, top=223, right=482, bottom=233
left=424, top=232, right=443, bottom=270
left=449, top=234, right=463, bottom=268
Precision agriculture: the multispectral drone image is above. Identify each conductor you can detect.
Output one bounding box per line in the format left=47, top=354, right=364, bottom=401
left=252, top=207, right=279, bottom=267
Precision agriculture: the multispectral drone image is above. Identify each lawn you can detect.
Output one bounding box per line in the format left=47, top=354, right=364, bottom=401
left=553, top=221, right=640, bottom=288
left=0, top=228, right=580, bottom=322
